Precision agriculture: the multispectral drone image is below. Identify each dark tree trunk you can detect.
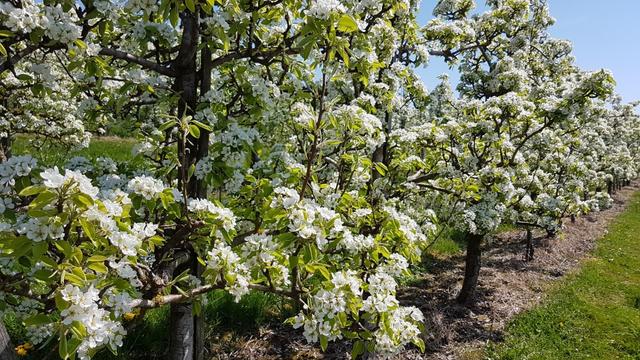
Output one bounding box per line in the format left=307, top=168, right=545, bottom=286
left=169, top=10, right=202, bottom=360
left=0, top=322, right=16, bottom=360
left=169, top=303, right=194, bottom=360
left=607, top=180, right=613, bottom=195
left=0, top=136, right=11, bottom=163
left=190, top=43, right=212, bottom=360
left=456, top=232, right=484, bottom=305
left=192, top=275, right=204, bottom=360
left=546, top=228, right=555, bottom=238
left=369, top=112, right=390, bottom=184
left=524, top=227, right=534, bottom=262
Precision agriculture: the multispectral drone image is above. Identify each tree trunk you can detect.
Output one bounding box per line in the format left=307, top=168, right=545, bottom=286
left=456, top=232, right=483, bottom=305
left=0, top=322, right=16, bottom=360
left=524, top=227, right=534, bottom=262
left=169, top=10, right=201, bottom=360
left=191, top=43, right=212, bottom=360
left=169, top=303, right=194, bottom=360
left=0, top=136, right=11, bottom=163
left=369, top=113, right=391, bottom=185
left=546, top=228, right=555, bottom=238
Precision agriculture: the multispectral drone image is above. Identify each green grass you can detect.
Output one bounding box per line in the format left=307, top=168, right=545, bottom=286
left=424, top=226, right=466, bottom=257
left=12, top=135, right=137, bottom=166
left=488, top=193, right=640, bottom=359
left=495, top=222, right=518, bottom=234
left=428, top=234, right=464, bottom=256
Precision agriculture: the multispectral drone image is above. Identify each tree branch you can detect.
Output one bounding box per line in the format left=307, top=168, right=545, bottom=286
left=131, top=283, right=295, bottom=308
left=99, top=47, right=176, bottom=77
left=0, top=45, right=36, bottom=74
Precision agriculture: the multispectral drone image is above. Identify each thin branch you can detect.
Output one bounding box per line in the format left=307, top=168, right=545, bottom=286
left=0, top=45, right=37, bottom=73
left=99, top=47, right=176, bottom=77
left=131, top=283, right=295, bottom=308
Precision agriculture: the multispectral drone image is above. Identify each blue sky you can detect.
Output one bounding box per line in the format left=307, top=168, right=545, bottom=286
left=416, top=0, right=640, bottom=102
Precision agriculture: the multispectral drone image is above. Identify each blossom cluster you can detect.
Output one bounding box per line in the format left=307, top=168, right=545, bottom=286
left=60, top=285, right=127, bottom=360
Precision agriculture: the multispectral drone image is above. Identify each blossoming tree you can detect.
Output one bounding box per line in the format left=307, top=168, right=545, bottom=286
left=392, top=0, right=617, bottom=303
left=0, top=0, right=441, bottom=358
left=1, top=0, right=639, bottom=359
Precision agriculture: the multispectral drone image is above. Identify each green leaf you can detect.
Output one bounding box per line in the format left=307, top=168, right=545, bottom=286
left=55, top=293, right=69, bottom=311
left=72, top=193, right=94, bottom=208
left=185, top=0, right=196, bottom=12
left=351, top=340, right=365, bottom=359
left=374, top=162, right=387, bottom=176
left=59, top=331, right=69, bottom=360
left=29, top=191, right=57, bottom=210
left=66, top=336, right=82, bottom=358
left=19, top=185, right=46, bottom=197
left=197, top=256, right=207, bottom=267
left=88, top=262, right=108, bottom=273
left=31, top=83, right=45, bottom=96
left=187, top=163, right=196, bottom=180
left=64, top=273, right=85, bottom=286
left=173, top=269, right=191, bottom=284
left=189, top=124, right=201, bottom=138
left=29, top=28, right=44, bottom=43
left=337, top=46, right=350, bottom=67
left=316, top=265, right=331, bottom=281
left=160, top=190, right=174, bottom=210
left=192, top=120, right=213, bottom=132
left=337, top=14, right=358, bottom=33
left=23, top=314, right=52, bottom=327
left=87, top=255, right=108, bottom=262
left=170, top=4, right=179, bottom=27
left=32, top=241, right=48, bottom=260
left=159, top=120, right=176, bottom=131
left=289, top=255, right=299, bottom=268
left=80, top=219, right=97, bottom=243
left=0, top=43, right=6, bottom=58
left=74, top=39, right=87, bottom=50
left=33, top=269, right=54, bottom=282
left=6, top=237, right=32, bottom=259
left=17, top=73, right=33, bottom=81
left=0, top=30, right=14, bottom=37
left=320, top=335, right=328, bottom=351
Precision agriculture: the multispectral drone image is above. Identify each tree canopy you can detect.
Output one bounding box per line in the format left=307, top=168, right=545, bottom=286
left=0, top=0, right=638, bottom=359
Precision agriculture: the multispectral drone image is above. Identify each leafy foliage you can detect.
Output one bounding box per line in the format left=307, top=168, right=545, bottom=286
left=0, top=0, right=639, bottom=359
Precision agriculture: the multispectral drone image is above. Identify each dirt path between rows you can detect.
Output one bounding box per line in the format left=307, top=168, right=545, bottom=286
left=209, top=182, right=640, bottom=359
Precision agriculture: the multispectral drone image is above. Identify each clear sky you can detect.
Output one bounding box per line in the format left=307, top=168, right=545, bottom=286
left=416, top=0, right=640, bottom=102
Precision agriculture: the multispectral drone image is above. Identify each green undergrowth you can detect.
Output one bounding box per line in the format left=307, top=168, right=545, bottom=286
left=488, top=192, right=640, bottom=359
left=12, top=134, right=137, bottom=166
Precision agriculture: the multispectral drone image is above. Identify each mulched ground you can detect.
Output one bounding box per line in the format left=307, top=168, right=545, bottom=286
left=206, top=182, right=640, bottom=360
